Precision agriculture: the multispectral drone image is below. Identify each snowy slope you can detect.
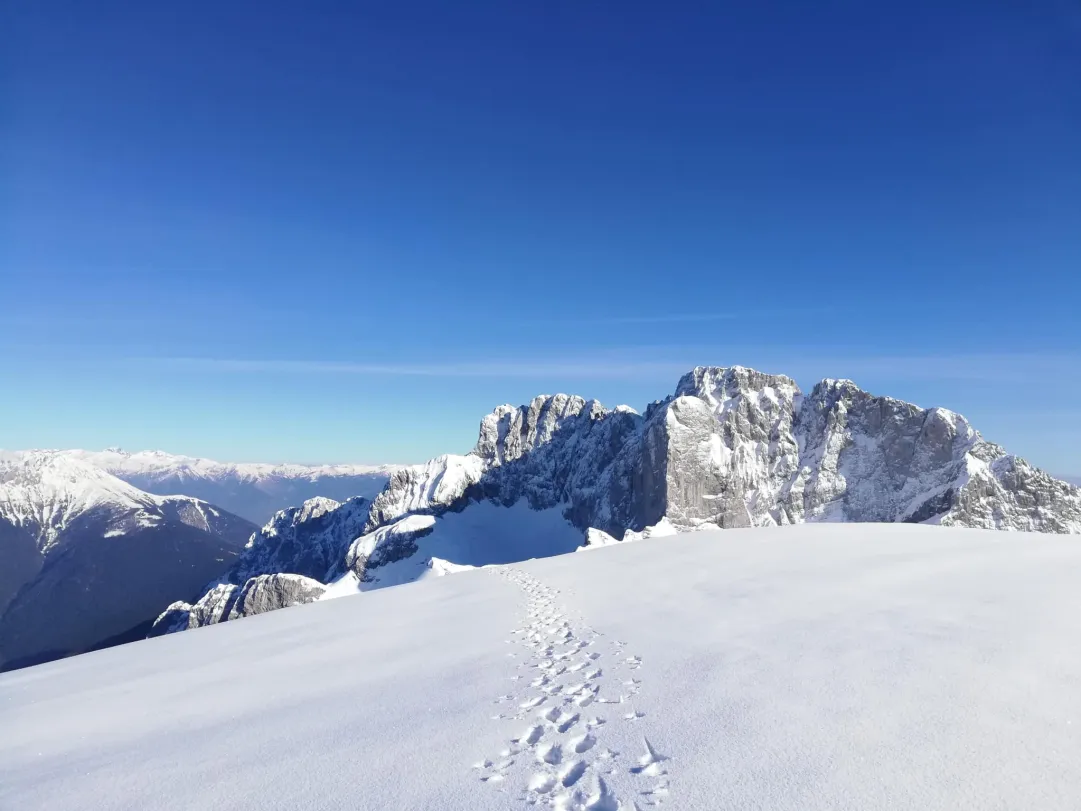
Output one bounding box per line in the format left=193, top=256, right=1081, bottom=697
left=5, top=524, right=1081, bottom=810
left=10, top=448, right=401, bottom=524
left=0, top=452, right=255, bottom=669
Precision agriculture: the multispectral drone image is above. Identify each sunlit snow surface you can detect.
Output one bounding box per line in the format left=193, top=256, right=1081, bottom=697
left=4, top=524, right=1081, bottom=810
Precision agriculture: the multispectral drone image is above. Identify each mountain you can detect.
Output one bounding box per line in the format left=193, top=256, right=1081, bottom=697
left=151, top=495, right=372, bottom=633
left=0, top=451, right=255, bottom=670
left=373, top=366, right=1081, bottom=532
left=161, top=365, right=1081, bottom=636
left=9, top=524, right=1081, bottom=811
left=38, top=448, right=400, bottom=524
left=151, top=574, right=329, bottom=635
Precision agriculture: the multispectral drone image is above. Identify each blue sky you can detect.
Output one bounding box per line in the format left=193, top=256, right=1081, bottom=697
left=3, top=1, right=1080, bottom=472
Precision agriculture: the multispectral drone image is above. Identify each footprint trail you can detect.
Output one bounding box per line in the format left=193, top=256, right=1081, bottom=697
left=473, top=567, right=672, bottom=808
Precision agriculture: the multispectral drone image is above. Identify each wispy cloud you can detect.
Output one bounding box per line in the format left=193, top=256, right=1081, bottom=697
left=137, top=350, right=1081, bottom=385
left=521, top=309, right=829, bottom=327
left=147, top=356, right=691, bottom=379
left=574, top=313, right=744, bottom=325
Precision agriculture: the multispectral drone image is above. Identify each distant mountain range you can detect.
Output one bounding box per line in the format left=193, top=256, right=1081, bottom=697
left=27, top=449, right=400, bottom=524
left=155, top=365, right=1081, bottom=637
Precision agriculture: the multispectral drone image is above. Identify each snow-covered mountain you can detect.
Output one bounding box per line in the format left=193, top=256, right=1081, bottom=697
left=10, top=524, right=1081, bottom=811
left=161, top=365, right=1081, bottom=636
left=25, top=448, right=400, bottom=524
left=0, top=451, right=256, bottom=670
left=149, top=495, right=373, bottom=633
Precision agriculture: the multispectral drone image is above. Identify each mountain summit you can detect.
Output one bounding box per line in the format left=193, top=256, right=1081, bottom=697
left=160, top=365, right=1081, bottom=636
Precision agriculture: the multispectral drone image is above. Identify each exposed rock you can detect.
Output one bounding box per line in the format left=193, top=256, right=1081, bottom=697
left=163, top=365, right=1081, bottom=637
left=364, top=455, right=485, bottom=531
left=226, top=496, right=370, bottom=585
left=346, top=514, right=436, bottom=581
left=151, top=574, right=327, bottom=633
left=366, top=365, right=1081, bottom=537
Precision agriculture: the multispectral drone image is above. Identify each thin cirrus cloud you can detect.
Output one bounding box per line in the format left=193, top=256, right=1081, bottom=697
left=521, top=309, right=828, bottom=326
left=149, top=356, right=691, bottom=379
left=141, top=351, right=1081, bottom=384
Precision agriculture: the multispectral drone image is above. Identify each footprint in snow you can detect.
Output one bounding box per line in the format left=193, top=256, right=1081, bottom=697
left=570, top=733, right=596, bottom=754
left=528, top=772, right=557, bottom=794
left=559, top=759, right=587, bottom=787
left=630, top=738, right=667, bottom=778
left=536, top=742, right=562, bottom=765
left=515, top=725, right=544, bottom=746
left=480, top=567, right=665, bottom=807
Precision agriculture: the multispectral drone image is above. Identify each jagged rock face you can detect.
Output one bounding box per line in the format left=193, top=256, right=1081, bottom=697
left=151, top=574, right=327, bottom=633
left=663, top=366, right=801, bottom=528
left=944, top=453, right=1081, bottom=532
left=476, top=395, right=649, bottom=531
left=364, top=455, right=485, bottom=532
left=225, top=496, right=370, bottom=585
left=364, top=365, right=1081, bottom=538
left=786, top=379, right=982, bottom=524
left=163, top=365, right=1081, bottom=639
left=346, top=514, right=436, bottom=581
left=651, top=369, right=1081, bottom=532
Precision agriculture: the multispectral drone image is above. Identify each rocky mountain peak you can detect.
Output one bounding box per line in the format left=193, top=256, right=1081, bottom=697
left=475, top=393, right=608, bottom=467
left=157, top=364, right=1081, bottom=640
left=292, top=496, right=342, bottom=524
left=674, top=365, right=799, bottom=406
left=224, top=495, right=372, bottom=586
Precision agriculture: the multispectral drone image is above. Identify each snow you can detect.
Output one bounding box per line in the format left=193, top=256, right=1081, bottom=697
left=426, top=557, right=477, bottom=576
left=370, top=453, right=486, bottom=524
left=2, top=448, right=402, bottom=524
left=0, top=452, right=171, bottom=549
left=4, top=523, right=1081, bottom=810
left=580, top=528, right=620, bottom=549
left=337, top=502, right=583, bottom=592
left=621, top=517, right=679, bottom=541
left=60, top=448, right=398, bottom=483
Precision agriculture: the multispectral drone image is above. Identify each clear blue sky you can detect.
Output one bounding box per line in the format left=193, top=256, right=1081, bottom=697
left=3, top=1, right=1080, bottom=473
